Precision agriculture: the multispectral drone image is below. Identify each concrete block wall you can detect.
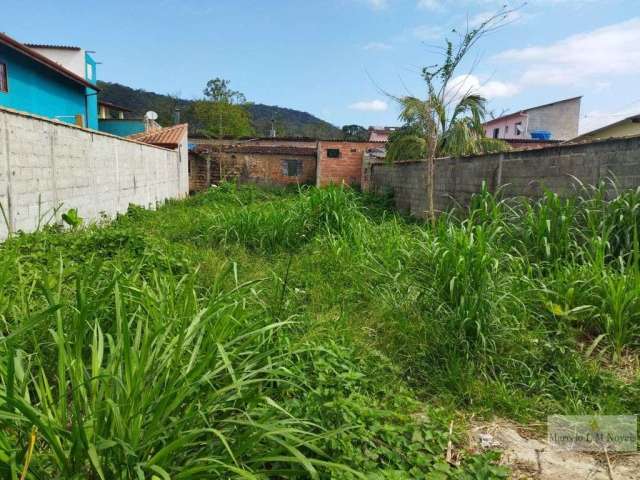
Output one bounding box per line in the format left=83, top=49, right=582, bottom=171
left=371, top=135, right=640, bottom=218
left=0, top=106, right=188, bottom=239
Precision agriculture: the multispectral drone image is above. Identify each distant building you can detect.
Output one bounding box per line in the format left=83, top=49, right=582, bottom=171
left=189, top=137, right=385, bottom=192
left=368, top=126, right=398, bottom=142
left=571, top=114, right=640, bottom=143
left=0, top=33, right=99, bottom=129
left=483, top=97, right=582, bottom=141
left=99, top=100, right=131, bottom=120
left=97, top=100, right=153, bottom=137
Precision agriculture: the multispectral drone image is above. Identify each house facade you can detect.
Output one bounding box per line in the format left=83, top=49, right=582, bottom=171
left=0, top=34, right=99, bottom=129
left=483, top=97, right=582, bottom=141
left=572, top=115, right=640, bottom=143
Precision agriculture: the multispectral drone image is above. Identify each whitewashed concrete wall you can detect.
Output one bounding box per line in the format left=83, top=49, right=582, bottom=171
left=0, top=107, right=188, bottom=239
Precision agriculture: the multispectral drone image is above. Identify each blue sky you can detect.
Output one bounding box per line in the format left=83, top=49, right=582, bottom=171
left=3, top=0, right=639, bottom=133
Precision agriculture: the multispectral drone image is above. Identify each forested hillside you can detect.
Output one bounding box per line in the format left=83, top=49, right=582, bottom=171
left=97, top=81, right=342, bottom=138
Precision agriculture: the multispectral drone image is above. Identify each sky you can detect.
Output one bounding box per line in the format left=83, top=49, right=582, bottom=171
left=3, top=0, right=639, bottom=133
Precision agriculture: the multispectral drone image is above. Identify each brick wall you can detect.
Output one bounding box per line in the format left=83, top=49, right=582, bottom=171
left=0, top=106, right=188, bottom=239
left=371, top=135, right=640, bottom=218
left=189, top=150, right=316, bottom=190
left=317, top=141, right=383, bottom=187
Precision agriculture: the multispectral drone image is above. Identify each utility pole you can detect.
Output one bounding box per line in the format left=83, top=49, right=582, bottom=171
left=218, top=107, right=223, bottom=183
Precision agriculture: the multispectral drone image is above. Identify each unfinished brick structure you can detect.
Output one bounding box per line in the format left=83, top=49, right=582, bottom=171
left=189, top=138, right=385, bottom=191
left=316, top=141, right=383, bottom=187
left=189, top=144, right=316, bottom=192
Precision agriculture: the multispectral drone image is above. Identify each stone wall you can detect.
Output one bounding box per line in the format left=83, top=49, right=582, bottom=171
left=370, top=135, right=640, bottom=218
left=0, top=106, right=188, bottom=239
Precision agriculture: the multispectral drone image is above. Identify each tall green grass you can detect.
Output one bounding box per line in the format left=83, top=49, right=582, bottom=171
left=0, top=184, right=512, bottom=479
left=2, top=181, right=639, bottom=477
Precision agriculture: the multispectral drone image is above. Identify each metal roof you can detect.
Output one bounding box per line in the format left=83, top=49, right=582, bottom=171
left=0, top=33, right=98, bottom=91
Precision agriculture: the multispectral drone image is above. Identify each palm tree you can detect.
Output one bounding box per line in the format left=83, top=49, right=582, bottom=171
left=387, top=9, right=514, bottom=223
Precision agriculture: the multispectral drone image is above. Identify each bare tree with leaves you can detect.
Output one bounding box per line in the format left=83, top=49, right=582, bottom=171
left=390, top=9, right=515, bottom=223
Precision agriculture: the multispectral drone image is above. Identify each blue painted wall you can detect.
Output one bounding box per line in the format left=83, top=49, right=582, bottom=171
left=0, top=43, right=98, bottom=128
left=85, top=53, right=98, bottom=130
left=98, top=119, right=146, bottom=137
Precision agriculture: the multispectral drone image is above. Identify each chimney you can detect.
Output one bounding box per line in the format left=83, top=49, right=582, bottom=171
left=173, top=108, right=181, bottom=125
left=269, top=118, right=276, bottom=138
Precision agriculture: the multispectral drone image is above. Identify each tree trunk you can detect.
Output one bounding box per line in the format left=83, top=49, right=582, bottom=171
left=425, top=133, right=438, bottom=225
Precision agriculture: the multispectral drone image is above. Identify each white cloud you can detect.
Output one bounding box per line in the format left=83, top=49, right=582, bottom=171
left=363, top=41, right=393, bottom=51
left=493, top=18, right=640, bottom=87
left=349, top=100, right=389, bottom=112
left=446, top=74, right=520, bottom=101
left=579, top=102, right=640, bottom=134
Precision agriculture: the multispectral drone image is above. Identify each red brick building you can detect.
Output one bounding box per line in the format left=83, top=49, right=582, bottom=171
left=316, top=140, right=384, bottom=187
left=189, top=137, right=385, bottom=192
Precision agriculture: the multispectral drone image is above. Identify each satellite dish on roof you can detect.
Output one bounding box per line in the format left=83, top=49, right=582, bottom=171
left=145, top=111, right=158, bottom=121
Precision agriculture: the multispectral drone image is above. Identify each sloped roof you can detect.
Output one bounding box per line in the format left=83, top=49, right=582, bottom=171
left=0, top=33, right=98, bottom=90
left=98, top=100, right=132, bottom=112
left=195, top=144, right=316, bottom=156
left=483, top=96, right=582, bottom=126
left=24, top=43, right=81, bottom=50
left=129, top=124, right=188, bottom=149
left=571, top=114, right=640, bottom=142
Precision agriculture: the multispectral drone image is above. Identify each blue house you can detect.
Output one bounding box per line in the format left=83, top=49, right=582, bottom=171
left=0, top=33, right=99, bottom=129
left=98, top=100, right=147, bottom=137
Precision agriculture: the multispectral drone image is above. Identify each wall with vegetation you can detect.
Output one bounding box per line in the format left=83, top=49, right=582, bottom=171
left=370, top=135, right=640, bottom=217
left=0, top=106, right=188, bottom=238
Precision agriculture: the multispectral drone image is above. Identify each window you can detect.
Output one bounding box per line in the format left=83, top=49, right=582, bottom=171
left=515, top=122, right=523, bottom=136
left=86, top=63, right=93, bottom=80
left=326, top=148, right=340, bottom=158
left=282, top=159, right=303, bottom=177
left=504, top=125, right=509, bottom=135
left=0, top=62, right=7, bottom=93
left=492, top=128, right=500, bottom=139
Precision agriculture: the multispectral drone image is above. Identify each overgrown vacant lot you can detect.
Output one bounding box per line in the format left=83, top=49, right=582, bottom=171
left=1, top=183, right=639, bottom=479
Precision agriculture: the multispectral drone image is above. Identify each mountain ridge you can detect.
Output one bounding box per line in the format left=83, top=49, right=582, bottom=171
left=97, top=81, right=343, bottom=139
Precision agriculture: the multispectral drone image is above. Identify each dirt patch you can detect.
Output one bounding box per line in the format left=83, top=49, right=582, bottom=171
left=469, top=420, right=640, bottom=479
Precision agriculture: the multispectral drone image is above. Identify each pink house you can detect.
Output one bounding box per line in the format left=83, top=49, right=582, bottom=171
left=483, top=96, right=582, bottom=141
left=483, top=112, right=529, bottom=140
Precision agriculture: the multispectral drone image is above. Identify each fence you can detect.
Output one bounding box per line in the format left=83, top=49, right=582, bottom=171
left=370, top=135, right=640, bottom=217
left=0, top=106, right=188, bottom=239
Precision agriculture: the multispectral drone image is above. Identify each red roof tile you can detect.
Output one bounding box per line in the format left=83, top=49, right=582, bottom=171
left=195, top=144, right=317, bottom=156
left=129, top=124, right=188, bottom=149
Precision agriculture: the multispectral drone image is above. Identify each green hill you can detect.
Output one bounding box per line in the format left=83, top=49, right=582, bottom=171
left=97, top=81, right=342, bottom=139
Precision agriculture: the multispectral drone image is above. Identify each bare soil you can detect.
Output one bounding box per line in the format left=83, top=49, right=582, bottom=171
left=469, top=420, right=640, bottom=479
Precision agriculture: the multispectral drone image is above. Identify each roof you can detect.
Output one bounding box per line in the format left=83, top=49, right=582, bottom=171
left=24, top=43, right=81, bottom=51
left=0, top=33, right=98, bottom=91
left=571, top=114, right=640, bottom=142
left=98, top=100, right=132, bottom=113
left=195, top=144, right=317, bottom=156
left=483, top=111, right=528, bottom=125
left=483, top=96, right=582, bottom=126
left=129, top=124, right=188, bottom=149
left=504, top=138, right=562, bottom=144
